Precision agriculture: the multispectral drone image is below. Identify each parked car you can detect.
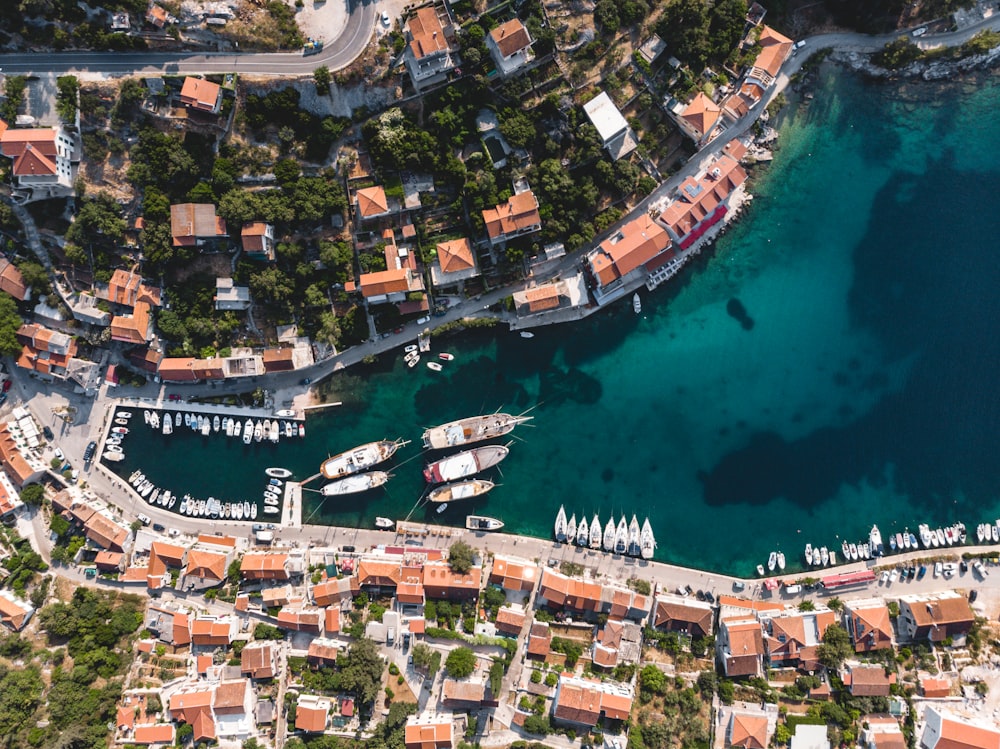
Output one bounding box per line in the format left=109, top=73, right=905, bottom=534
left=2, top=379, right=11, bottom=392
left=916, top=565, right=927, bottom=580
left=54, top=448, right=64, bottom=460
left=83, top=441, right=96, bottom=462
left=972, top=560, right=987, bottom=579
left=152, top=523, right=165, bottom=532
left=959, top=560, right=969, bottom=573
left=732, top=581, right=746, bottom=592
left=416, top=316, right=431, bottom=325
left=969, top=589, right=978, bottom=603
left=137, top=514, right=151, bottom=526
left=880, top=570, right=890, bottom=584
left=912, top=26, right=928, bottom=37
left=934, top=561, right=943, bottom=578
left=42, top=426, right=54, bottom=440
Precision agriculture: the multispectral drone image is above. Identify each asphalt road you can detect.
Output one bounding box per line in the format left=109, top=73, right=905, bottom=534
left=0, top=0, right=377, bottom=76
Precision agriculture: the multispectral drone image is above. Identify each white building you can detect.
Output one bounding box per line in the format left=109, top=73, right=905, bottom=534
left=486, top=19, right=533, bottom=77
left=582, top=92, right=638, bottom=161
left=214, top=278, right=251, bottom=311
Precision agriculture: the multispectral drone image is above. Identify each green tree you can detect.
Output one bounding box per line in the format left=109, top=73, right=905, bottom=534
left=447, top=540, right=476, bottom=574
left=313, top=65, right=331, bottom=93
left=817, top=622, right=853, bottom=670
left=445, top=646, right=476, bottom=678
left=0, top=294, right=23, bottom=356
left=655, top=0, right=711, bottom=68
left=55, top=75, right=80, bottom=123
left=19, top=484, right=45, bottom=507
left=639, top=664, right=666, bottom=699
left=499, top=110, right=536, bottom=150
left=340, top=638, right=385, bottom=706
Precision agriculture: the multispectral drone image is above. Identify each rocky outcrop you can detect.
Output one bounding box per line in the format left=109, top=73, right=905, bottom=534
left=831, top=44, right=1000, bottom=80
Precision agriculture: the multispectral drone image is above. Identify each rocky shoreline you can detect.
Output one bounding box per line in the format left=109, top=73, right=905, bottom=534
left=831, top=42, right=1000, bottom=81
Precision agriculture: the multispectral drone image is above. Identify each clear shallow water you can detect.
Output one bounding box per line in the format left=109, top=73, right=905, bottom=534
left=116, top=66, right=1000, bottom=575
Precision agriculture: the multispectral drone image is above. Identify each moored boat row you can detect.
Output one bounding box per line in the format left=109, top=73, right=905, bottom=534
left=134, top=409, right=305, bottom=443
left=553, top=506, right=655, bottom=559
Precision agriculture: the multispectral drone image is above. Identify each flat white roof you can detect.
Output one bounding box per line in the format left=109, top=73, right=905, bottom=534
left=583, top=92, right=629, bottom=144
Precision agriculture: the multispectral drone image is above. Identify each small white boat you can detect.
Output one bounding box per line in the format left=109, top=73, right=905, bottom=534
left=184, top=413, right=192, bottom=427
left=375, top=517, right=394, bottom=529
left=804, top=543, right=812, bottom=563
left=427, top=362, right=443, bottom=372
left=405, top=345, right=418, bottom=353
left=250, top=504, right=258, bottom=519
left=163, top=418, right=172, bottom=435
left=200, top=418, right=210, bottom=436
left=777, top=552, right=785, bottom=570
left=264, top=496, right=279, bottom=506
left=212, top=415, right=220, bottom=432
left=821, top=547, right=829, bottom=566
left=767, top=551, right=777, bottom=572
left=174, top=412, right=181, bottom=427
left=407, top=356, right=420, bottom=368
left=254, top=421, right=263, bottom=442
left=439, top=353, right=455, bottom=361
left=756, top=564, right=765, bottom=576
left=284, top=422, right=293, bottom=439
left=275, top=409, right=296, bottom=418
left=519, top=331, right=534, bottom=338
left=993, top=525, right=999, bottom=543
left=298, top=424, right=305, bottom=438
left=103, top=452, right=124, bottom=462
left=555, top=505, right=568, bottom=543
left=849, top=543, right=858, bottom=561
left=467, top=515, right=504, bottom=532
left=633, top=292, right=641, bottom=314
left=244, top=501, right=251, bottom=517
left=436, top=503, right=448, bottom=514
left=115, top=418, right=128, bottom=426
left=112, top=427, right=129, bottom=435
left=264, top=506, right=280, bottom=514
left=267, top=467, right=293, bottom=479
left=119, top=411, right=133, bottom=419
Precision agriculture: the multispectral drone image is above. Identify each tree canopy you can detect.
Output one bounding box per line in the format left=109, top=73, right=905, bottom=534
left=339, top=638, right=385, bottom=706
left=0, top=295, right=23, bottom=357
left=445, top=646, right=476, bottom=678
left=447, top=540, right=476, bottom=574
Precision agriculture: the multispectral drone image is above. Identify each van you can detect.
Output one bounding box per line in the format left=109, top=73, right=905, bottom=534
left=732, top=581, right=746, bottom=592
left=784, top=584, right=803, bottom=595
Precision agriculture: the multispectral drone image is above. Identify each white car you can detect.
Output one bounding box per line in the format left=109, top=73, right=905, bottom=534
left=972, top=561, right=986, bottom=578
left=880, top=570, right=890, bottom=584
left=54, top=448, right=64, bottom=460
left=416, top=316, right=431, bottom=325
left=942, top=562, right=957, bottom=578
left=934, top=561, right=943, bottom=578
left=888, top=569, right=898, bottom=583
left=912, top=26, right=927, bottom=37
left=137, top=514, right=151, bottom=526
left=381, top=10, right=391, bottom=26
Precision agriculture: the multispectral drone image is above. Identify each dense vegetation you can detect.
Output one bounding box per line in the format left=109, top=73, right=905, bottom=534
left=298, top=638, right=386, bottom=708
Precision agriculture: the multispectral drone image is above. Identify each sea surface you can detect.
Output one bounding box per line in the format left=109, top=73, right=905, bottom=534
left=114, top=65, right=1000, bottom=576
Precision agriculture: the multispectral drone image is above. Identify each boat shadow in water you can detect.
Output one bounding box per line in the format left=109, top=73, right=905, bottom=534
left=726, top=298, right=754, bottom=330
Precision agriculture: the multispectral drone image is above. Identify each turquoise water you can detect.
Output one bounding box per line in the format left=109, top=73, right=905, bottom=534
left=114, top=66, right=1000, bottom=575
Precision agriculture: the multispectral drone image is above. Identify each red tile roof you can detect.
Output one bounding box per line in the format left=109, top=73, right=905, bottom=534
left=483, top=191, right=541, bottom=241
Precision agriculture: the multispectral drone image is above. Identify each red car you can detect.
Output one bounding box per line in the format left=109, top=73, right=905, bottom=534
left=2, top=379, right=11, bottom=392
left=167, top=393, right=181, bottom=401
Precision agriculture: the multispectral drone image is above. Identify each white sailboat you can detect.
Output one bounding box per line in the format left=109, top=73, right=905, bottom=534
left=614, top=517, right=629, bottom=555
left=554, top=505, right=568, bottom=542
left=589, top=513, right=602, bottom=549
left=576, top=516, right=589, bottom=546
left=603, top=517, right=616, bottom=552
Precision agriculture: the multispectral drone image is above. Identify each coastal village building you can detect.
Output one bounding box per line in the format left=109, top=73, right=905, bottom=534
left=0, top=409, right=47, bottom=486
left=179, top=77, right=223, bottom=114
left=537, top=568, right=604, bottom=616
left=551, top=675, right=633, bottom=729
left=15, top=323, right=78, bottom=381
left=295, top=695, right=331, bottom=733
left=422, top=561, right=481, bottom=600
left=495, top=605, right=528, bottom=637
left=727, top=710, right=772, bottom=749
left=844, top=598, right=894, bottom=653
left=482, top=189, right=541, bottom=247
left=919, top=707, right=1000, bottom=749
left=526, top=621, right=552, bottom=659
left=489, top=555, right=538, bottom=593
left=355, top=185, right=392, bottom=223
left=357, top=267, right=425, bottom=304
left=760, top=608, right=836, bottom=671
left=790, top=724, right=831, bottom=749
left=0, top=590, right=34, bottom=631
left=897, top=592, right=975, bottom=643
left=0, top=259, right=29, bottom=301
left=170, top=203, right=228, bottom=247
left=110, top=300, right=152, bottom=344
left=214, top=277, right=252, bottom=311
left=656, top=150, right=748, bottom=250
left=861, top=716, right=906, bottom=749
left=0, top=123, right=77, bottom=190
left=240, top=552, right=291, bottom=581
left=0, top=471, right=24, bottom=519
left=402, top=5, right=460, bottom=90
left=843, top=663, right=896, bottom=697
left=718, top=616, right=765, bottom=678
left=920, top=677, right=952, bottom=699
left=241, top=222, right=275, bottom=261
left=441, top=678, right=487, bottom=710
left=583, top=92, right=638, bottom=161
left=585, top=213, right=672, bottom=305
left=180, top=546, right=231, bottom=590
left=651, top=594, right=715, bottom=639
left=592, top=619, right=642, bottom=669
left=675, top=92, right=723, bottom=146
left=430, top=237, right=479, bottom=289
left=722, top=25, right=793, bottom=118
left=486, top=18, right=533, bottom=78
left=405, top=714, right=454, bottom=749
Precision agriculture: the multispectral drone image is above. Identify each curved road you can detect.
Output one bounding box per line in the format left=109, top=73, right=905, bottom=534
left=0, top=0, right=377, bottom=76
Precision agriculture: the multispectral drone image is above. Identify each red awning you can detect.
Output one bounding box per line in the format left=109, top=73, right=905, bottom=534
left=679, top=205, right=728, bottom=250
left=821, top=570, right=876, bottom=589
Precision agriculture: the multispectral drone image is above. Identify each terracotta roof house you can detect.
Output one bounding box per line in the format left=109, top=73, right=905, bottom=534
left=179, top=77, right=223, bottom=114
left=513, top=283, right=568, bottom=316
left=583, top=91, right=639, bottom=161
left=586, top=213, right=672, bottom=302
left=405, top=715, right=453, bottom=749
left=146, top=4, right=169, bottom=27
left=552, top=675, right=633, bottom=728
left=728, top=711, right=770, bottom=749
left=110, top=300, right=152, bottom=344
left=325, top=607, right=342, bottom=634
left=652, top=594, right=715, bottom=639
left=147, top=541, right=186, bottom=589
left=277, top=607, right=323, bottom=633
left=676, top=92, right=723, bottom=146
left=94, top=550, right=124, bottom=572
left=106, top=268, right=161, bottom=308
left=213, top=679, right=250, bottom=715
left=397, top=580, right=426, bottom=606
left=169, top=690, right=215, bottom=742
left=920, top=677, right=952, bottom=699
left=592, top=619, right=642, bottom=668
left=495, top=606, right=528, bottom=637
left=442, top=679, right=486, bottom=709
left=422, top=561, right=481, bottom=600
left=15, top=322, right=78, bottom=380
left=311, top=576, right=358, bottom=606
left=762, top=609, right=836, bottom=671
left=357, top=557, right=403, bottom=590
left=170, top=203, right=227, bottom=247
left=241, top=222, right=275, bottom=261
left=403, top=5, right=460, bottom=90
left=191, top=617, right=235, bottom=647
left=295, top=696, right=331, bottom=733
left=260, top=585, right=292, bottom=608
left=0, top=259, right=28, bottom=301
left=843, top=664, right=896, bottom=697
left=0, top=423, right=43, bottom=487
left=307, top=637, right=340, bottom=666
left=0, top=125, right=76, bottom=189
left=657, top=153, right=747, bottom=248
left=526, top=621, right=551, bottom=658
left=898, top=592, right=975, bottom=643
left=486, top=18, right=533, bottom=77
left=861, top=716, right=906, bottom=749
left=537, top=568, right=604, bottom=615
left=357, top=267, right=424, bottom=304
left=133, top=722, right=176, bottom=745
left=844, top=599, right=894, bottom=653
left=718, top=617, right=764, bottom=678
left=262, top=347, right=295, bottom=373
left=240, top=552, right=290, bottom=581
left=489, top=556, right=538, bottom=593
left=482, top=190, right=541, bottom=246
left=83, top=512, right=131, bottom=552
left=0, top=590, right=34, bottom=631
left=431, top=237, right=479, bottom=288
left=355, top=185, right=391, bottom=222
left=723, top=25, right=793, bottom=113
left=241, top=643, right=276, bottom=680
left=920, top=706, right=1000, bottom=749
left=181, top=548, right=230, bottom=590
